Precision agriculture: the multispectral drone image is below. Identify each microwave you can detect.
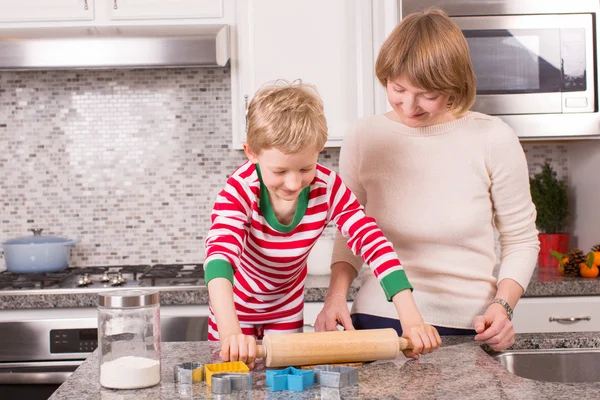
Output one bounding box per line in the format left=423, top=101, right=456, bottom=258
left=401, top=0, right=600, bottom=139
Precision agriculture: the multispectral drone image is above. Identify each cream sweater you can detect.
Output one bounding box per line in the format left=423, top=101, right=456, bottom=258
left=332, top=112, right=540, bottom=329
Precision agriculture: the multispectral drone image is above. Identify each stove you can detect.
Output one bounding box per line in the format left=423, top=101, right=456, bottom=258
left=0, top=264, right=209, bottom=399
left=0, top=263, right=205, bottom=293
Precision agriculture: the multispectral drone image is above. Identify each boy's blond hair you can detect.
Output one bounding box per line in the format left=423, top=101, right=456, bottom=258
left=375, top=8, right=476, bottom=115
left=246, top=81, right=328, bottom=154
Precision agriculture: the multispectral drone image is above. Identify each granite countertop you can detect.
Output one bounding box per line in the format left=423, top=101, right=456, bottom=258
left=0, top=266, right=598, bottom=310
left=49, top=332, right=600, bottom=400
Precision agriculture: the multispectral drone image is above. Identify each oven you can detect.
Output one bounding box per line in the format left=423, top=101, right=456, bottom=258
left=0, top=306, right=209, bottom=399
left=0, top=263, right=209, bottom=399
left=401, top=0, right=600, bottom=139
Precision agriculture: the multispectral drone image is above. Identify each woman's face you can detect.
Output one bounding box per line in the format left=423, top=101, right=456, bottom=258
left=386, top=75, right=456, bottom=128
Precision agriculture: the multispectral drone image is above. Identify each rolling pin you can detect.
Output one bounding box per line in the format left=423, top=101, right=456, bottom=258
left=255, top=328, right=412, bottom=368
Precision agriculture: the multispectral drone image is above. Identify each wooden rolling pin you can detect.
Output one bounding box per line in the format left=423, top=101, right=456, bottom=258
left=255, top=328, right=412, bottom=368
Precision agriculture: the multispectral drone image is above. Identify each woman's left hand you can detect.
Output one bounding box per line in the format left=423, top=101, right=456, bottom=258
left=473, top=303, right=515, bottom=351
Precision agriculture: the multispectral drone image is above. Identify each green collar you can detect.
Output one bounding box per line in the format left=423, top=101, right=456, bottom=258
left=255, top=164, right=310, bottom=233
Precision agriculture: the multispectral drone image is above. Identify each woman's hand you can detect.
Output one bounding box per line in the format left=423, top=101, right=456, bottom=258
left=473, top=303, right=515, bottom=351
left=401, top=322, right=442, bottom=360
left=219, top=333, right=257, bottom=369
left=314, top=294, right=355, bottom=332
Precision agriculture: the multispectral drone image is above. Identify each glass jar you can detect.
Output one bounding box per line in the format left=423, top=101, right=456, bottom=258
left=98, top=290, right=161, bottom=389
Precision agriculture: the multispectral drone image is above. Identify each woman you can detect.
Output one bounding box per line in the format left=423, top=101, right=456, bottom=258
left=314, top=9, right=539, bottom=351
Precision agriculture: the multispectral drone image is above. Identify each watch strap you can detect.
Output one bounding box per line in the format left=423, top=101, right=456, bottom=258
left=492, top=298, right=513, bottom=321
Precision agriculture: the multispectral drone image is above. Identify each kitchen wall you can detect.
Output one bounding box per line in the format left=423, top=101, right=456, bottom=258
left=0, top=67, right=569, bottom=269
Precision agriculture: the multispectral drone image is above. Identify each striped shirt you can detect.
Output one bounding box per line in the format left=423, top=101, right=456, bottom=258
left=204, top=161, right=411, bottom=327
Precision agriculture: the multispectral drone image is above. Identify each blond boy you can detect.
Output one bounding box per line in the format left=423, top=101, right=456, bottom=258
left=205, top=82, right=440, bottom=368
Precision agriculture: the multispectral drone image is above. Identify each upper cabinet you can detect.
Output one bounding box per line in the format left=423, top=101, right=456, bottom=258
left=0, top=0, right=233, bottom=26
left=0, top=0, right=95, bottom=23
left=231, top=0, right=396, bottom=148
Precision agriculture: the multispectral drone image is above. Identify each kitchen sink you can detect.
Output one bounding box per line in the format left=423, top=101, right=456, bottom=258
left=491, top=348, right=600, bottom=383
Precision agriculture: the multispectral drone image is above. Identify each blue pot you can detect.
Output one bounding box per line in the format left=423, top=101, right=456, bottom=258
left=1, top=232, right=80, bottom=273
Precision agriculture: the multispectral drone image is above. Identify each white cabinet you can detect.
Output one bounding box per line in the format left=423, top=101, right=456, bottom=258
left=513, top=296, right=600, bottom=333
left=0, top=0, right=232, bottom=27
left=0, top=0, right=94, bottom=23
left=303, top=301, right=353, bottom=332
left=231, top=0, right=395, bottom=149
left=108, top=0, right=223, bottom=21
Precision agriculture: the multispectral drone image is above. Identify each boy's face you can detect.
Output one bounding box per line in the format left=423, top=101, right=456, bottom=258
left=386, top=75, right=456, bottom=128
left=244, top=145, right=319, bottom=202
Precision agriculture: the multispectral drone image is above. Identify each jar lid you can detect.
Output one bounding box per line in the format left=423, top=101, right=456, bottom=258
left=98, top=289, right=159, bottom=308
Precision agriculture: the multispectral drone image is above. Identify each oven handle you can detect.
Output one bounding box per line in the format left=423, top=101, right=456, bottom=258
left=0, top=360, right=83, bottom=385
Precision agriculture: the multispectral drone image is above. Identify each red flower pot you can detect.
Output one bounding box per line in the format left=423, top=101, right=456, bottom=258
left=538, top=233, right=570, bottom=268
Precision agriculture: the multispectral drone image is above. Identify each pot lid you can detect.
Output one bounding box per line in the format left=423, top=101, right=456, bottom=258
left=3, top=229, right=73, bottom=245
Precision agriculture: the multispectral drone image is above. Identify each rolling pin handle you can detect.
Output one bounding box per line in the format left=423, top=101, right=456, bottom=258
left=398, top=337, right=414, bottom=351
left=256, top=344, right=266, bottom=359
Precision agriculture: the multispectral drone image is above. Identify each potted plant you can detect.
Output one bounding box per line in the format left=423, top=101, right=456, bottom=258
left=529, top=162, right=570, bottom=267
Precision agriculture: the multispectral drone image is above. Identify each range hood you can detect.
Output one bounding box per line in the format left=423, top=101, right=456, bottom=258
left=0, top=24, right=230, bottom=70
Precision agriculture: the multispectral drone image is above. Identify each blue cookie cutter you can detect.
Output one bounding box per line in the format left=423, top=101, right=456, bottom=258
left=314, top=365, right=359, bottom=388
left=266, top=366, right=314, bottom=392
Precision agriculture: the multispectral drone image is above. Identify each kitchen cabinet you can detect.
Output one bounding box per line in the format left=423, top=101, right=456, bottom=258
left=231, top=0, right=396, bottom=149
left=513, top=296, right=600, bottom=333
left=0, top=0, right=232, bottom=26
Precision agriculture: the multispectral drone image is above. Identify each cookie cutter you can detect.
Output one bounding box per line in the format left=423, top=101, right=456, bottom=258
left=314, top=365, right=358, bottom=388
left=173, top=362, right=204, bottom=384
left=266, top=366, right=314, bottom=392
left=211, top=373, right=253, bottom=394
left=204, top=361, right=250, bottom=385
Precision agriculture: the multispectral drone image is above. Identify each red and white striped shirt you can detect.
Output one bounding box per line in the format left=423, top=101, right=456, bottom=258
left=204, top=161, right=411, bottom=327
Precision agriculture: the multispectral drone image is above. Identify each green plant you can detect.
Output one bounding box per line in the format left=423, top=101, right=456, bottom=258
left=529, top=162, right=569, bottom=233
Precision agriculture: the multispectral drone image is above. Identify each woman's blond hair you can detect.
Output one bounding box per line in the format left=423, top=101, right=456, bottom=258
left=375, top=8, right=476, bottom=115
left=246, top=81, right=328, bottom=154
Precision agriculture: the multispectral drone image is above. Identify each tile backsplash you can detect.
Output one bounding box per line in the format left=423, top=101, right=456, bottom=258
left=0, top=68, right=566, bottom=268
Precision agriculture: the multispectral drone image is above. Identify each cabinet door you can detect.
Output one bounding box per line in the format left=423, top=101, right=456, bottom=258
left=0, top=0, right=94, bottom=23
left=232, top=0, right=376, bottom=148
left=108, top=0, right=223, bottom=20
left=513, top=296, right=600, bottom=333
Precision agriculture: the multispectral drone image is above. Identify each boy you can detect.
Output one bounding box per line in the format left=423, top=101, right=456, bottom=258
left=205, top=82, right=440, bottom=368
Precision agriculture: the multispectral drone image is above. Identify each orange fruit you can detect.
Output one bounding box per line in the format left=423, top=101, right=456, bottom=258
left=580, top=262, right=599, bottom=279
left=558, top=257, right=568, bottom=276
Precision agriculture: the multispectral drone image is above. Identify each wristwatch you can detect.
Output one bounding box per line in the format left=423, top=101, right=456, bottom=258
left=491, top=298, right=513, bottom=321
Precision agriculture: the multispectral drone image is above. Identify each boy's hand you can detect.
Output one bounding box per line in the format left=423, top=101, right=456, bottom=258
left=220, top=333, right=257, bottom=369
left=314, top=294, right=354, bottom=332
left=400, top=322, right=442, bottom=360
left=392, top=289, right=442, bottom=359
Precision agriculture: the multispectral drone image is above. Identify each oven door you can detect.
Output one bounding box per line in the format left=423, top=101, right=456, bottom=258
left=454, top=13, right=595, bottom=115
left=0, top=360, right=81, bottom=400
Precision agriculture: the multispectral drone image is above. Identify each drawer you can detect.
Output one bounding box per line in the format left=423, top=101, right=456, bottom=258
left=513, top=296, right=600, bottom=333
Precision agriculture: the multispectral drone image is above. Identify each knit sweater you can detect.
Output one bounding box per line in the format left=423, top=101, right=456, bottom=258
left=204, top=161, right=412, bottom=326
left=332, top=112, right=540, bottom=329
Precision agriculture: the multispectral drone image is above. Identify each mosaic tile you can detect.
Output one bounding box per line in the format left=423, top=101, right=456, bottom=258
left=0, top=68, right=340, bottom=269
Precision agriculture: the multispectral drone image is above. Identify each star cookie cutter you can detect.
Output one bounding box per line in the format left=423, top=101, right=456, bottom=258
left=314, top=365, right=359, bottom=388
left=211, top=373, right=253, bottom=394
left=204, top=361, right=250, bottom=385
left=266, top=366, right=314, bottom=392
left=173, top=362, right=204, bottom=384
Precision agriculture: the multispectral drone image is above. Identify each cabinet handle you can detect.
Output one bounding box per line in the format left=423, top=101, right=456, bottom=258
left=84, top=0, right=88, bottom=10
left=244, top=95, right=249, bottom=133
left=114, top=0, right=118, bottom=10
left=549, top=316, right=591, bottom=323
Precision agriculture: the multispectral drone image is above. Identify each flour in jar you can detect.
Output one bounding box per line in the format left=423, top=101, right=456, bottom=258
left=100, top=356, right=161, bottom=389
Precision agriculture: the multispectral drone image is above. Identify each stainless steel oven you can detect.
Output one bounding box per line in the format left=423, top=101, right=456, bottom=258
left=402, top=0, right=600, bottom=139
left=0, top=263, right=209, bottom=399
left=0, top=306, right=209, bottom=399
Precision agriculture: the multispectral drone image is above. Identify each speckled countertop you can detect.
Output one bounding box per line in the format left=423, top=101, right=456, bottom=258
left=0, top=266, right=597, bottom=310
left=49, top=332, right=600, bottom=400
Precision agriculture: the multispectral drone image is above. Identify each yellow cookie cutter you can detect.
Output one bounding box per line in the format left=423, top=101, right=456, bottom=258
left=204, top=361, right=250, bottom=385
